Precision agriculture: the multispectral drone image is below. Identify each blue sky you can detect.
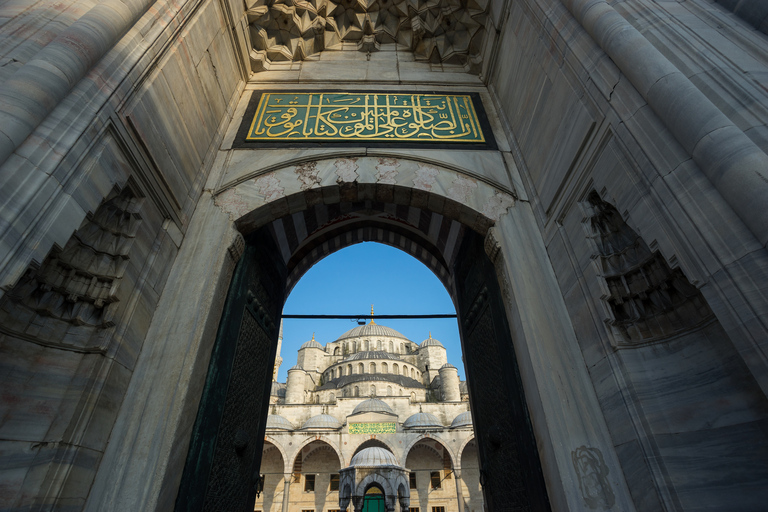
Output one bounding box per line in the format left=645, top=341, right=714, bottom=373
left=278, top=242, right=465, bottom=381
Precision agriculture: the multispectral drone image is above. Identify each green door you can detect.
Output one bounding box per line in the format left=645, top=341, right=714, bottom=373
left=361, top=494, right=385, bottom=512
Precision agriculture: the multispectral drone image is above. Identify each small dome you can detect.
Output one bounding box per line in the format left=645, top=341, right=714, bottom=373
left=440, top=363, right=457, bottom=370
left=301, top=414, right=342, bottom=430
left=420, top=333, right=444, bottom=348
left=288, top=365, right=303, bottom=371
left=403, top=412, right=443, bottom=429
left=352, top=398, right=395, bottom=415
left=350, top=447, right=400, bottom=467
left=266, top=415, right=294, bottom=431
left=301, top=334, right=324, bottom=350
left=451, top=411, right=472, bottom=428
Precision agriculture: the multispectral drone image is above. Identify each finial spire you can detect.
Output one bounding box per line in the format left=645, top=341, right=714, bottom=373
left=370, top=304, right=375, bottom=324
left=311, top=332, right=315, bottom=341
left=429, top=331, right=432, bottom=339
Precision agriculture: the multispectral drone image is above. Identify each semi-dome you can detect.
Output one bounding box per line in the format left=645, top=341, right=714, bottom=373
left=266, top=415, right=294, bottom=430
left=336, top=323, right=409, bottom=341
left=420, top=333, right=444, bottom=348
left=451, top=411, right=472, bottom=428
left=351, top=398, right=395, bottom=415
left=349, top=447, right=400, bottom=467
left=403, top=412, right=443, bottom=429
left=301, top=414, right=342, bottom=430
left=347, top=351, right=402, bottom=361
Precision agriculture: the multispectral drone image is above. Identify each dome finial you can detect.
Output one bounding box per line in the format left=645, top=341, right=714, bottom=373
left=429, top=331, right=432, bottom=339
left=312, top=332, right=315, bottom=341
left=370, top=304, right=375, bottom=324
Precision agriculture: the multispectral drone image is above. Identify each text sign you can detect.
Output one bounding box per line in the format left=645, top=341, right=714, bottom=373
left=246, top=92, right=485, bottom=143
left=348, top=422, right=397, bottom=434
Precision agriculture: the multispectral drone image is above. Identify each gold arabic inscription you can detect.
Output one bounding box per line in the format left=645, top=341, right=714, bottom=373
left=348, top=422, right=397, bottom=434
left=246, top=92, right=485, bottom=142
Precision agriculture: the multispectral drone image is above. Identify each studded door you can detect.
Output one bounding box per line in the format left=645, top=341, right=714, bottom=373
left=176, top=228, right=286, bottom=512
left=453, top=231, right=551, bottom=512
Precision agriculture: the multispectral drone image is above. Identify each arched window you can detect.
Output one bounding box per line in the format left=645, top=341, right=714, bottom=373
left=410, top=392, right=416, bottom=401
left=389, top=341, right=394, bottom=352
left=411, top=368, right=415, bottom=379
left=364, top=340, right=370, bottom=351
left=387, top=386, right=393, bottom=396
left=337, top=368, right=342, bottom=379
left=393, top=364, right=399, bottom=375
left=348, top=364, right=352, bottom=376
left=354, top=386, right=359, bottom=397
left=334, top=347, right=340, bottom=355
left=381, top=363, right=388, bottom=374
left=358, top=363, right=364, bottom=374
left=401, top=343, right=405, bottom=353
left=377, top=339, right=382, bottom=350
left=370, top=385, right=376, bottom=396
left=352, top=341, right=357, bottom=352
left=370, top=363, right=376, bottom=373
left=330, top=393, right=335, bottom=402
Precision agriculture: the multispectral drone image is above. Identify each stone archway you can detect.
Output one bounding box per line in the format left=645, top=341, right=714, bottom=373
left=86, top=155, right=636, bottom=512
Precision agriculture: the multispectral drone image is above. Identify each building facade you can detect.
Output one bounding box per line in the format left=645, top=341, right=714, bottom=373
left=1, top=0, right=768, bottom=511
left=257, top=321, right=481, bottom=512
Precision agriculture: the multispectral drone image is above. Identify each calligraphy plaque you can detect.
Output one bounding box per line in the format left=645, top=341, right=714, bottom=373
left=244, top=92, right=487, bottom=143
left=348, top=422, right=397, bottom=434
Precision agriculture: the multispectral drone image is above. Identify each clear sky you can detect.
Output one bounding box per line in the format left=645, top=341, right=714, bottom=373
left=277, top=242, right=465, bottom=381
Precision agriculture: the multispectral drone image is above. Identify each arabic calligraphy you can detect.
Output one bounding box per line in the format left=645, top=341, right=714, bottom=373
left=348, top=422, right=397, bottom=434
left=246, top=92, right=485, bottom=143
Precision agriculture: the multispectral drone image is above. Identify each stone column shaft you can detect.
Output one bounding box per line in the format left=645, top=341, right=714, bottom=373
left=282, top=476, right=291, bottom=512
left=560, top=0, right=768, bottom=246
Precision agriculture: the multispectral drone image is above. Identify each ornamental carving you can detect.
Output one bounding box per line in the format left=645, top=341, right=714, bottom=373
left=246, top=0, right=488, bottom=72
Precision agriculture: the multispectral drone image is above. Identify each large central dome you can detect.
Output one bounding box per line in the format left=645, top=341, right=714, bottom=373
left=336, top=323, right=410, bottom=341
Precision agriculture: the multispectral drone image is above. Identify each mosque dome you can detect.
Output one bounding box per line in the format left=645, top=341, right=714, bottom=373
left=301, top=334, right=324, bottom=350
left=403, top=412, right=443, bottom=429
left=352, top=398, right=395, bottom=415
left=419, top=334, right=444, bottom=348
left=266, top=415, right=295, bottom=431
left=301, top=414, right=342, bottom=430
left=451, top=411, right=473, bottom=428
left=349, top=447, right=400, bottom=467
left=336, top=323, right=409, bottom=341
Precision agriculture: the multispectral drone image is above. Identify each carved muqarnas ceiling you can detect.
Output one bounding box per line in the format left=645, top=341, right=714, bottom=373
left=247, top=0, right=488, bottom=72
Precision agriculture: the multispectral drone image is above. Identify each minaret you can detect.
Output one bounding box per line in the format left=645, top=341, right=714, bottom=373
left=273, top=321, right=283, bottom=381
left=439, top=363, right=461, bottom=401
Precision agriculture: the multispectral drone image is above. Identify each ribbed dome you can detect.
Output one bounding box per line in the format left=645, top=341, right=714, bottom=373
left=451, top=411, right=472, bottom=428
left=347, top=351, right=402, bottom=361
left=301, top=339, right=324, bottom=350
left=337, top=323, right=409, bottom=341
left=301, top=414, right=342, bottom=430
left=403, top=412, right=443, bottom=429
left=350, top=447, right=400, bottom=467
left=440, top=363, right=457, bottom=370
left=288, top=365, right=303, bottom=371
left=420, top=335, right=444, bottom=348
left=266, top=415, right=294, bottom=430
left=352, top=398, right=395, bottom=415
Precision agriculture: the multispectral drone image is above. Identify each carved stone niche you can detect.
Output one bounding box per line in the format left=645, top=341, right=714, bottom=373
left=582, top=191, right=714, bottom=347
left=246, top=0, right=488, bottom=73
left=0, top=185, right=144, bottom=350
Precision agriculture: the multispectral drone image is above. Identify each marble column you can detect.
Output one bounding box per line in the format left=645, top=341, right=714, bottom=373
left=454, top=469, right=465, bottom=512
left=282, top=475, right=292, bottom=512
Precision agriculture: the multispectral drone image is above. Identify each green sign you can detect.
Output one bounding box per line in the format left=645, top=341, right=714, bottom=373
left=246, top=92, right=485, bottom=143
left=348, top=422, right=397, bottom=434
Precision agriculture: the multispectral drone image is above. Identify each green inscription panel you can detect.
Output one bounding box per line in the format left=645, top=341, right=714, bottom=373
left=246, top=92, right=485, bottom=143
left=348, top=422, right=397, bottom=434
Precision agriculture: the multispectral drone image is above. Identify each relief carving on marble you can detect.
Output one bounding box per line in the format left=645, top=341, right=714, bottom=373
left=571, top=445, right=615, bottom=510
left=0, top=186, right=143, bottom=348
left=246, top=0, right=488, bottom=72
left=583, top=191, right=714, bottom=347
